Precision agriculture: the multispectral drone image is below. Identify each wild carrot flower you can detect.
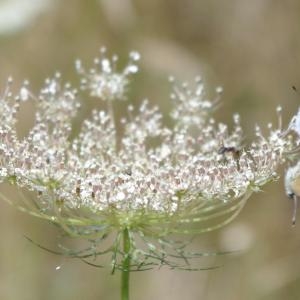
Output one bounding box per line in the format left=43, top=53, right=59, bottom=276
left=0, top=49, right=299, bottom=285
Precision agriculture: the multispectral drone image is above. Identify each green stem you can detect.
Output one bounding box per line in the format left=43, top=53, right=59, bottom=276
left=121, top=228, right=131, bottom=300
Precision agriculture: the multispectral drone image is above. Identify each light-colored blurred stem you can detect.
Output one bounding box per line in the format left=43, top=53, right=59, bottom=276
left=121, top=228, right=131, bottom=300
left=107, top=100, right=115, bottom=127
left=107, top=100, right=117, bottom=151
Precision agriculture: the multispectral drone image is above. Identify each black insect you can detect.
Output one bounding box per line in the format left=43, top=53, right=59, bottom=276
left=218, top=145, right=241, bottom=171
left=218, top=146, right=240, bottom=158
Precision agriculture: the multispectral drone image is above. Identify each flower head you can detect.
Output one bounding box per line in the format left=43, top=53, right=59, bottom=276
left=0, top=49, right=299, bottom=270
left=75, top=47, right=139, bottom=100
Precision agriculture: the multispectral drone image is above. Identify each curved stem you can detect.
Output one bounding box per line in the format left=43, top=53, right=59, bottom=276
left=121, top=228, right=131, bottom=300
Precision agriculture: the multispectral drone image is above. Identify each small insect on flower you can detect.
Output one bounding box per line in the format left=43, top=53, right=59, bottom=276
left=218, top=145, right=241, bottom=158
left=218, top=145, right=241, bottom=170
left=285, top=161, right=300, bottom=226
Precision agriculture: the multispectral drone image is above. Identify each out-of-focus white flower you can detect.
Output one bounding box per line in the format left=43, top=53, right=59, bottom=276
left=284, top=161, right=300, bottom=225
left=286, top=108, right=300, bottom=138
left=0, top=0, right=52, bottom=35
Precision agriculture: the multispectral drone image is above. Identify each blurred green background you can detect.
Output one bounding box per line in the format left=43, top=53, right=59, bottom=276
left=1, top=0, right=300, bottom=299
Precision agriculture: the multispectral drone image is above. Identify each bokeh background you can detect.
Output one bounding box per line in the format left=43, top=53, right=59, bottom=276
left=1, top=0, right=300, bottom=299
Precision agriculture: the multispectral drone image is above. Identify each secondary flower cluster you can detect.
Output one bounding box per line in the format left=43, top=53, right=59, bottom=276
left=0, top=49, right=298, bottom=269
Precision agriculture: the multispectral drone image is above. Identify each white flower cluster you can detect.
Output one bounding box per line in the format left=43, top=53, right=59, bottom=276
left=0, top=49, right=298, bottom=241
left=75, top=47, right=140, bottom=100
